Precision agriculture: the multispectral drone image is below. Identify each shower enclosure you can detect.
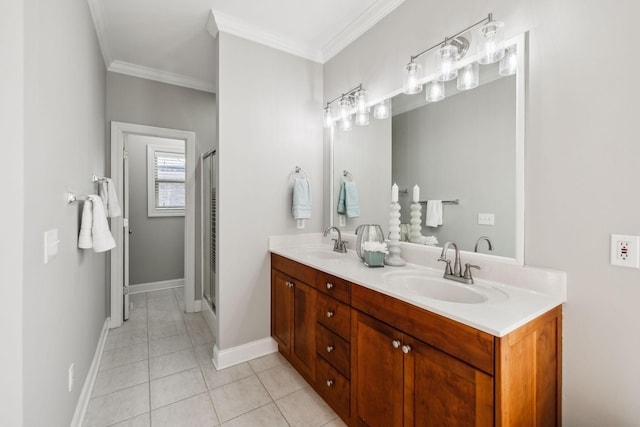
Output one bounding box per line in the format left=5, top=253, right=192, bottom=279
left=202, top=149, right=217, bottom=313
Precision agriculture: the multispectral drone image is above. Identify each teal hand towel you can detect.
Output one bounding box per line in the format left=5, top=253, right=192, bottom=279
left=344, top=181, right=360, bottom=218
left=337, top=182, right=346, bottom=215
left=292, top=178, right=312, bottom=219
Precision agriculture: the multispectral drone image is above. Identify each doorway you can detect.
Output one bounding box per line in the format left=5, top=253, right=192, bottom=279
left=110, top=122, right=197, bottom=328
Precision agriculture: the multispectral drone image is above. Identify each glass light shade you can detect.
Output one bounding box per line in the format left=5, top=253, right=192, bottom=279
left=478, top=20, right=505, bottom=64
left=340, top=116, right=353, bottom=131
left=425, top=80, right=444, bottom=102
left=323, top=106, right=334, bottom=128
left=403, top=62, right=423, bottom=94
left=354, top=89, right=368, bottom=114
left=355, top=111, right=370, bottom=126
left=436, top=44, right=458, bottom=82
left=457, top=62, right=479, bottom=90
left=339, top=97, right=353, bottom=121
left=373, top=99, right=391, bottom=119
left=499, top=45, right=517, bottom=76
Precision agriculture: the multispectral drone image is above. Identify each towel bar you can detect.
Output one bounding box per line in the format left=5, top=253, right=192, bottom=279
left=92, top=175, right=108, bottom=182
left=418, top=199, right=459, bottom=205
left=67, top=192, right=90, bottom=203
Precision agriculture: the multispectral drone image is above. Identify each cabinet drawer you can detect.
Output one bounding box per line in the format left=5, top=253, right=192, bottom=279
left=316, top=271, right=351, bottom=304
left=271, top=253, right=315, bottom=285
left=316, top=357, right=350, bottom=419
left=316, top=324, right=350, bottom=378
left=317, top=293, right=350, bottom=340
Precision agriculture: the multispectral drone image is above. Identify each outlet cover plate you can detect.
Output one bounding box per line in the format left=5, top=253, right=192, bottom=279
left=610, top=234, right=640, bottom=268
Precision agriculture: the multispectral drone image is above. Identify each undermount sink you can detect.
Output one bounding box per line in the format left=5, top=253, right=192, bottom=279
left=383, top=271, right=508, bottom=304
left=296, top=247, right=347, bottom=261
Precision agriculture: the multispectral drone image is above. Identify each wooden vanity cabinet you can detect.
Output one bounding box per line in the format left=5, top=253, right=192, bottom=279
left=271, top=254, right=317, bottom=381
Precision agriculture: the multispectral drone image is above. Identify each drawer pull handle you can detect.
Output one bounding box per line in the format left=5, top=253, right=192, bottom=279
left=326, top=345, right=334, bottom=353
left=285, top=281, right=294, bottom=288
left=326, top=379, right=334, bottom=387
left=402, top=345, right=412, bottom=354
left=326, top=311, right=334, bottom=318
left=326, top=282, right=334, bottom=289
left=392, top=340, right=401, bottom=349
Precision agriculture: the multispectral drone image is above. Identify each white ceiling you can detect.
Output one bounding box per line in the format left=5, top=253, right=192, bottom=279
left=88, top=0, right=405, bottom=93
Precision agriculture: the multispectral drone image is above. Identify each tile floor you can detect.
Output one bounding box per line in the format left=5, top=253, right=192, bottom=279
left=83, top=288, right=346, bottom=427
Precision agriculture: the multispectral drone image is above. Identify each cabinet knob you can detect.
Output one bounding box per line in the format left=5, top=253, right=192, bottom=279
left=326, top=282, right=334, bottom=289
left=326, top=379, right=334, bottom=387
left=326, top=345, right=334, bottom=353
left=285, top=281, right=294, bottom=288
left=392, top=340, right=401, bottom=349
left=326, top=311, right=334, bottom=318
left=402, top=345, right=411, bottom=354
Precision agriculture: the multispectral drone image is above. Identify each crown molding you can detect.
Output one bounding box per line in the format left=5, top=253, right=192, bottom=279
left=108, top=61, right=216, bottom=93
left=87, top=0, right=113, bottom=67
left=212, top=9, right=323, bottom=63
left=321, top=0, right=406, bottom=62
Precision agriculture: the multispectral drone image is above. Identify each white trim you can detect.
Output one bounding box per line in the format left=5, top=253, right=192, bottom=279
left=201, top=301, right=216, bottom=337
left=71, top=318, right=110, bottom=427
left=321, top=0, right=406, bottom=62
left=212, top=10, right=323, bottom=63
left=129, top=279, right=184, bottom=295
left=86, top=0, right=112, bottom=67
left=108, top=60, right=216, bottom=93
left=111, top=122, right=198, bottom=328
left=213, top=338, right=278, bottom=370
left=206, top=10, right=219, bottom=39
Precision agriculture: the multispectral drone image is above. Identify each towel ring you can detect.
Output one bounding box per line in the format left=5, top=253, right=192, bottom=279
left=343, top=170, right=354, bottom=182
left=289, top=166, right=309, bottom=182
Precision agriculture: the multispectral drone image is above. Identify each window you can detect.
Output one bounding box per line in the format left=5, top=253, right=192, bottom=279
left=147, top=144, right=186, bottom=217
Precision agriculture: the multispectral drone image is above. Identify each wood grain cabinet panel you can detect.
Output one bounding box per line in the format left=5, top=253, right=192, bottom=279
left=317, top=292, right=351, bottom=340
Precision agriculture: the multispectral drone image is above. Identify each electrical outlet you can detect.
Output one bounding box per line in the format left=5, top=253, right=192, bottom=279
left=296, top=219, right=305, bottom=230
left=68, top=363, right=74, bottom=392
left=610, top=234, right=640, bottom=268
left=339, top=215, right=346, bottom=227
left=478, top=213, right=495, bottom=226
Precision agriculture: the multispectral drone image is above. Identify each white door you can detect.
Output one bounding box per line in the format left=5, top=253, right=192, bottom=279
left=123, top=141, right=130, bottom=320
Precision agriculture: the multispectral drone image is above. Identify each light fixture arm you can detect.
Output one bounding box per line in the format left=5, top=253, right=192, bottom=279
left=409, top=13, right=493, bottom=62
left=325, top=83, right=363, bottom=108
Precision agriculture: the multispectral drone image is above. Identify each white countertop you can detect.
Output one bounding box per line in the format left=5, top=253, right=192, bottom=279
left=269, top=235, right=566, bottom=337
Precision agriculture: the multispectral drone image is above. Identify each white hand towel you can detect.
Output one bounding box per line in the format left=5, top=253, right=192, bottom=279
left=425, top=200, right=443, bottom=227
left=292, top=178, right=312, bottom=220
left=99, top=178, right=121, bottom=218
left=87, top=195, right=116, bottom=252
left=78, top=198, right=94, bottom=249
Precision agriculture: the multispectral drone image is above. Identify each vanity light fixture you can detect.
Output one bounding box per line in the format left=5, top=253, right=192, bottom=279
left=373, top=99, right=391, bottom=120
left=323, top=106, right=334, bottom=129
left=436, top=43, right=459, bottom=82
left=478, top=15, right=505, bottom=65
left=403, top=61, right=423, bottom=94
left=499, top=45, right=517, bottom=76
left=457, top=62, right=479, bottom=90
left=323, top=84, right=373, bottom=131
left=425, top=80, right=444, bottom=102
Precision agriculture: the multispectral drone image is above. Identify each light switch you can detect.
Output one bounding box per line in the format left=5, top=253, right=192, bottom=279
left=478, top=213, right=495, bottom=226
left=44, top=229, right=60, bottom=264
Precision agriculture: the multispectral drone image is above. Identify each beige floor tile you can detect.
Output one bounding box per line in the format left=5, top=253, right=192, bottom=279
left=150, top=367, right=207, bottom=410
left=108, top=412, right=150, bottom=427
left=149, top=348, right=198, bottom=380
left=83, top=383, right=149, bottom=427
left=99, top=343, right=148, bottom=372
left=92, top=360, right=149, bottom=397
left=149, top=333, right=192, bottom=358
left=321, top=417, right=348, bottom=427
left=248, top=352, right=286, bottom=373
left=201, top=361, right=254, bottom=390
left=257, top=363, right=308, bottom=400
left=148, top=320, right=187, bottom=340
left=209, top=375, right=272, bottom=422
left=104, top=328, right=148, bottom=351
left=220, top=403, right=288, bottom=427
left=188, top=329, right=215, bottom=346
left=276, top=387, right=337, bottom=427
left=151, top=392, right=219, bottom=427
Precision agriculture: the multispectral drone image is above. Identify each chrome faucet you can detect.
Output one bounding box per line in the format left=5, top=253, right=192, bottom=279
left=438, top=241, right=480, bottom=284
left=323, top=226, right=348, bottom=253
left=474, top=236, right=493, bottom=253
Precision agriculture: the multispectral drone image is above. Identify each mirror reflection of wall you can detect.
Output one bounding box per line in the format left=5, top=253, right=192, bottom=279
left=393, top=74, right=516, bottom=257
left=333, top=116, right=391, bottom=233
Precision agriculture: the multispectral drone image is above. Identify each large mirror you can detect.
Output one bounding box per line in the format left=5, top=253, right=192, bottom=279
left=330, top=34, right=525, bottom=263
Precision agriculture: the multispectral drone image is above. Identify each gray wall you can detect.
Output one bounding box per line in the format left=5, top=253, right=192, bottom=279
left=324, top=0, right=640, bottom=424
left=106, top=73, right=216, bottom=299
left=333, top=117, right=391, bottom=233
left=0, top=0, right=24, bottom=424
left=393, top=76, right=516, bottom=256
left=22, top=0, right=107, bottom=425
left=217, top=32, right=324, bottom=350
left=127, top=134, right=185, bottom=285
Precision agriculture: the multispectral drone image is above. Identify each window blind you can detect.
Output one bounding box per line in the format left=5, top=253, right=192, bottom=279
left=154, top=151, right=185, bottom=209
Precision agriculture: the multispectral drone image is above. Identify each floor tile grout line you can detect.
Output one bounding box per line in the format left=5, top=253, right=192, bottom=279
left=251, top=365, right=294, bottom=426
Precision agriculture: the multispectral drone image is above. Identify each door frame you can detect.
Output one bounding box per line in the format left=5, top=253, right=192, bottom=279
left=110, top=121, right=197, bottom=328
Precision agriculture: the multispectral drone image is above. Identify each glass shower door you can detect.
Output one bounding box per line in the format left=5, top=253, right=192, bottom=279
left=202, top=151, right=217, bottom=313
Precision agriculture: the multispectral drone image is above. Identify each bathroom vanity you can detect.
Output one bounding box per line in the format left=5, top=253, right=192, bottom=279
left=270, top=241, right=564, bottom=427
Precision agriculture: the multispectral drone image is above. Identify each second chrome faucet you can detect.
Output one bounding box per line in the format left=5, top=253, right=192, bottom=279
left=438, top=241, right=480, bottom=284
left=323, top=226, right=348, bottom=253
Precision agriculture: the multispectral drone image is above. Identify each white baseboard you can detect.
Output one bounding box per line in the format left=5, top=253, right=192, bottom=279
left=213, top=337, right=278, bottom=370
left=71, top=317, right=110, bottom=427
left=129, top=278, right=184, bottom=294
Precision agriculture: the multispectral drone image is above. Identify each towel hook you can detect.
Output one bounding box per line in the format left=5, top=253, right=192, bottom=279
left=289, top=166, right=309, bottom=181
left=343, top=170, right=354, bottom=181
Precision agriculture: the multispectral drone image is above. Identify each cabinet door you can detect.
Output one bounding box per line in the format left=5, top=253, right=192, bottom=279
left=354, top=312, right=404, bottom=427
left=271, top=270, right=293, bottom=354
left=292, top=281, right=316, bottom=380
left=404, top=337, right=493, bottom=427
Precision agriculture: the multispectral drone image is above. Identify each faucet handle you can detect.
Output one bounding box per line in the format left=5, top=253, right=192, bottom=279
left=438, top=257, right=453, bottom=275
left=463, top=263, right=480, bottom=280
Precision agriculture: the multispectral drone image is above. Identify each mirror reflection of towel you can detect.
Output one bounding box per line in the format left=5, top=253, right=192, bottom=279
left=292, top=178, right=312, bottom=219
left=337, top=181, right=360, bottom=218
left=425, top=200, right=443, bottom=227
